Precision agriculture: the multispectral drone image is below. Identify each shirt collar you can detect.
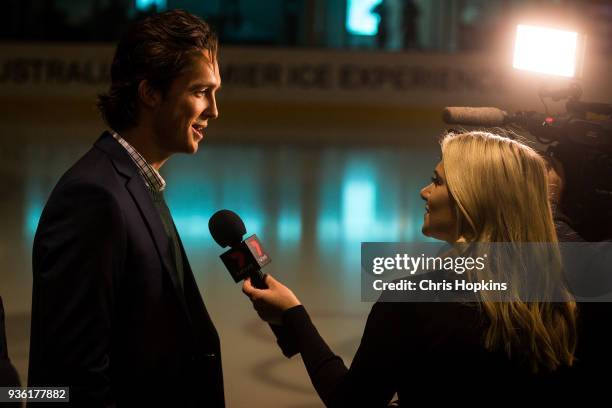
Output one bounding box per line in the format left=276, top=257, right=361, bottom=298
left=111, top=131, right=166, bottom=193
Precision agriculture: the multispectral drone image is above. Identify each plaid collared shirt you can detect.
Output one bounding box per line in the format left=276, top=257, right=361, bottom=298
left=111, top=131, right=166, bottom=193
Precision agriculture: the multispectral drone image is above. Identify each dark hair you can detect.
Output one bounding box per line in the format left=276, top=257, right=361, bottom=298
left=97, top=10, right=218, bottom=132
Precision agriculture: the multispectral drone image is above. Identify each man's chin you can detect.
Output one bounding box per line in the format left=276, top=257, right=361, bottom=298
left=192, top=134, right=204, bottom=152
left=184, top=139, right=200, bottom=154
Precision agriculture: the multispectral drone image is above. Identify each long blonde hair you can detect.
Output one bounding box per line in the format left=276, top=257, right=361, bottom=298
left=441, top=131, right=576, bottom=372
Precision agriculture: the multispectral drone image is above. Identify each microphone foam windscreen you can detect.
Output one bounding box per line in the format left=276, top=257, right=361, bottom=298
left=442, top=107, right=507, bottom=126
left=208, top=209, right=246, bottom=248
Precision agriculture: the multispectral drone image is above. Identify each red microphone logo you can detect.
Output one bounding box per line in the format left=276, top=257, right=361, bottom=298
left=248, top=238, right=263, bottom=257
left=246, top=235, right=270, bottom=266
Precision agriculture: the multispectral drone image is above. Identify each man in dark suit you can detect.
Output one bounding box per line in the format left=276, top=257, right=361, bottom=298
left=28, top=11, right=224, bottom=406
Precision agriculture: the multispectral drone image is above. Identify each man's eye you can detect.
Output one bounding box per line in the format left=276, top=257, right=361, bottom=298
left=431, top=176, right=441, bottom=185
left=197, top=89, right=209, bottom=95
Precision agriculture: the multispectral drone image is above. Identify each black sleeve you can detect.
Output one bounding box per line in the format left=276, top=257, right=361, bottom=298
left=282, top=303, right=401, bottom=408
left=29, top=182, right=125, bottom=407
left=269, top=323, right=299, bottom=358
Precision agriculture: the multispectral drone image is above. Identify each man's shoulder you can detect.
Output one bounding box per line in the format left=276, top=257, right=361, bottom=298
left=45, top=143, right=128, bottom=212
left=55, top=141, right=122, bottom=193
left=35, top=147, right=127, bottom=241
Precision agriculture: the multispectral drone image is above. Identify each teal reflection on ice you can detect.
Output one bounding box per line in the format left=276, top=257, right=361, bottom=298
left=24, top=180, right=45, bottom=241
left=239, top=214, right=264, bottom=239
left=163, top=158, right=215, bottom=246
left=340, top=157, right=402, bottom=243
left=277, top=211, right=302, bottom=245
left=275, top=148, right=302, bottom=248
left=170, top=214, right=210, bottom=239
left=25, top=201, right=43, bottom=240
left=316, top=148, right=440, bottom=253
left=316, top=150, right=343, bottom=248
left=318, top=217, right=341, bottom=243
left=162, top=148, right=265, bottom=248
left=342, top=180, right=376, bottom=240
left=217, top=149, right=265, bottom=240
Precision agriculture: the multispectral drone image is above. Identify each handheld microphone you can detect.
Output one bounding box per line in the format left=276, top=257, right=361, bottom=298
left=442, top=107, right=509, bottom=127
left=208, top=209, right=298, bottom=357
left=208, top=209, right=271, bottom=289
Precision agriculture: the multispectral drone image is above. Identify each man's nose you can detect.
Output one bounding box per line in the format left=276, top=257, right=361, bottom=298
left=207, top=93, right=219, bottom=119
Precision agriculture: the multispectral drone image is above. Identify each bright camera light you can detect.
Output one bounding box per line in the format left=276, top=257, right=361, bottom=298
left=513, top=24, right=579, bottom=78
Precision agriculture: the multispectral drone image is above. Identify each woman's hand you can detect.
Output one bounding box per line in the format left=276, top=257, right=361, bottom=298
left=242, top=275, right=301, bottom=325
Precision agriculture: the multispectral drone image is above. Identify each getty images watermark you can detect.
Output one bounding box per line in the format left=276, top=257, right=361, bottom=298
left=361, top=242, right=612, bottom=302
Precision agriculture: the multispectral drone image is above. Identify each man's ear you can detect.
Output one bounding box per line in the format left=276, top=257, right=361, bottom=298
left=137, top=79, right=162, bottom=110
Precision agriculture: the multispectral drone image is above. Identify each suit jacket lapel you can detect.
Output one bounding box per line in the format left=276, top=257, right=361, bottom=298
left=173, top=224, right=219, bottom=343
left=94, top=132, right=192, bottom=323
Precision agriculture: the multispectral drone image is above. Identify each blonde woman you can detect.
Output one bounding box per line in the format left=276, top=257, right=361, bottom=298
left=243, top=131, right=577, bottom=406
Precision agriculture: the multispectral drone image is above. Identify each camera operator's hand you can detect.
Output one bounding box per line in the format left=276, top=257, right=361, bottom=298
left=545, top=156, right=565, bottom=208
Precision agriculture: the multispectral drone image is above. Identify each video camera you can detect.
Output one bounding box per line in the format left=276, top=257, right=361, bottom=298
left=442, top=24, right=612, bottom=241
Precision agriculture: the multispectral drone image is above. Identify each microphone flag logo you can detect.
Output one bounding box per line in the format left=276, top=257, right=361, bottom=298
left=245, top=235, right=271, bottom=267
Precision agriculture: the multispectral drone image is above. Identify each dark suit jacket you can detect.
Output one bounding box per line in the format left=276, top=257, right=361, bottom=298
left=1, top=297, right=21, bottom=391
left=28, top=132, right=224, bottom=407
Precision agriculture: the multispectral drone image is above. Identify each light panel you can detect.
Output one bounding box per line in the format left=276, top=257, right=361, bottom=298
left=513, top=24, right=579, bottom=78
